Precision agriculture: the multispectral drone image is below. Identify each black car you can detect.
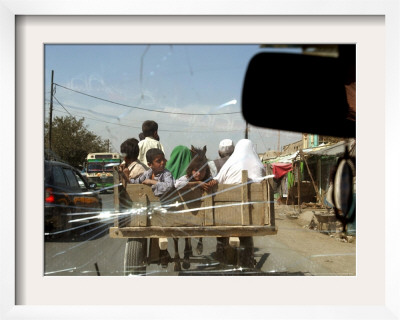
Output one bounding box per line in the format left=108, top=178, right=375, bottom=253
left=44, top=160, right=103, bottom=235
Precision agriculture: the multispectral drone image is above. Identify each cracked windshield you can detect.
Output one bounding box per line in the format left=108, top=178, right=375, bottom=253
left=44, top=44, right=356, bottom=276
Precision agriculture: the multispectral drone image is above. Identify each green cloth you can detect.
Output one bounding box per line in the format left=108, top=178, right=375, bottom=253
left=287, top=171, right=294, bottom=188
left=166, top=145, right=192, bottom=179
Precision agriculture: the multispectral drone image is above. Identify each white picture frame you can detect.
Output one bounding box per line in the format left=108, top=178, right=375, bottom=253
left=1, top=1, right=399, bottom=319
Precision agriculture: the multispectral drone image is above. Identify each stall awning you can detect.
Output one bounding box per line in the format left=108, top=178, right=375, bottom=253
left=272, top=163, right=293, bottom=179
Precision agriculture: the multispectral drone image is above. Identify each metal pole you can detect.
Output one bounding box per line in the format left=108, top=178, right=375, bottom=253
left=297, top=160, right=301, bottom=213
left=49, top=70, right=54, bottom=151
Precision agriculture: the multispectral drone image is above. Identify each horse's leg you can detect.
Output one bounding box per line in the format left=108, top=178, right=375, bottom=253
left=196, top=237, right=203, bottom=255
left=173, top=238, right=181, bottom=271
left=183, top=238, right=192, bottom=269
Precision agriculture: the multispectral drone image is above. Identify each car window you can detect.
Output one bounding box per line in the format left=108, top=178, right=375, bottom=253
left=52, top=166, right=67, bottom=186
left=63, top=168, right=80, bottom=189
left=75, top=172, right=88, bottom=191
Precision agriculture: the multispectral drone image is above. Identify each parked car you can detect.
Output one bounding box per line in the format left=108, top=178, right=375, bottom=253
left=44, top=160, right=103, bottom=236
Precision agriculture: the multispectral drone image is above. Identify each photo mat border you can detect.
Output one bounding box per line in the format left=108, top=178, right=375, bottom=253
left=1, top=1, right=399, bottom=320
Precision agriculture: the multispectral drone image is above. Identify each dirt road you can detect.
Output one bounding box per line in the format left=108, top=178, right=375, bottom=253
left=271, top=204, right=356, bottom=276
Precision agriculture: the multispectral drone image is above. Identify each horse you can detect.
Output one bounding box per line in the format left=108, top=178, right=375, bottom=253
left=172, top=145, right=208, bottom=271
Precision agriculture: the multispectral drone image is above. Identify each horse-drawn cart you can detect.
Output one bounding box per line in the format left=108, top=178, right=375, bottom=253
left=109, top=169, right=277, bottom=275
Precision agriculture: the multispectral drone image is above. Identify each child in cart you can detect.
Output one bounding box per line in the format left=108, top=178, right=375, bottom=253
left=130, top=148, right=175, bottom=198
left=174, top=156, right=213, bottom=192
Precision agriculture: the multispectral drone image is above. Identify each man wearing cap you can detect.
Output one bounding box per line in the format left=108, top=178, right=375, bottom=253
left=208, top=139, right=235, bottom=178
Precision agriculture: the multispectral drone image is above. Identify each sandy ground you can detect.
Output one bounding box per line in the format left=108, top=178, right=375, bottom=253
left=272, top=204, right=356, bottom=276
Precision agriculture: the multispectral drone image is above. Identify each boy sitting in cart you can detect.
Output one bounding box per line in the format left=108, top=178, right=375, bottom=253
left=129, top=148, right=175, bottom=198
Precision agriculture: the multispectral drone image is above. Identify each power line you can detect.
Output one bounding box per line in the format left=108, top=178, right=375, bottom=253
left=54, top=83, right=241, bottom=116
left=51, top=106, right=245, bottom=133
left=51, top=106, right=141, bottom=129
left=47, top=98, right=240, bottom=130
left=255, top=126, right=269, bottom=151
left=51, top=99, right=237, bottom=131
left=53, top=95, right=73, bottom=117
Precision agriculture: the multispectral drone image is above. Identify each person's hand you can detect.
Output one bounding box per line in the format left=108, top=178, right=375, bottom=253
left=123, top=168, right=130, bottom=179
left=118, top=164, right=126, bottom=178
left=142, top=179, right=156, bottom=186
left=200, top=180, right=218, bottom=192
left=199, top=182, right=209, bottom=191
left=208, top=180, right=218, bottom=187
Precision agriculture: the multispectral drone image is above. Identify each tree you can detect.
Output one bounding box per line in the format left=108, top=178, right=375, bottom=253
left=44, top=116, right=109, bottom=168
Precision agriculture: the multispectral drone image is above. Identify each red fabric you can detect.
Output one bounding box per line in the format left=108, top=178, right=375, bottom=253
left=272, top=163, right=293, bottom=179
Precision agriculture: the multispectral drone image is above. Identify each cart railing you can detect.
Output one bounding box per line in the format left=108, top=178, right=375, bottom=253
left=110, top=169, right=276, bottom=238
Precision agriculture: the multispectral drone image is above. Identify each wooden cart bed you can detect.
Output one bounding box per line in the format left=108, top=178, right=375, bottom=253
left=110, top=170, right=277, bottom=239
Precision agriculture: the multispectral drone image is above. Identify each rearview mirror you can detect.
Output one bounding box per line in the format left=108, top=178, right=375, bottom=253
left=241, top=47, right=355, bottom=138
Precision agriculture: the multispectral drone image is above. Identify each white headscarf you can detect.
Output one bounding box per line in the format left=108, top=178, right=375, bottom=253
left=214, top=139, right=266, bottom=184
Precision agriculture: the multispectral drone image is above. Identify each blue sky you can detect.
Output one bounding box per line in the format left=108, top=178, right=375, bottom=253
left=44, top=44, right=302, bottom=160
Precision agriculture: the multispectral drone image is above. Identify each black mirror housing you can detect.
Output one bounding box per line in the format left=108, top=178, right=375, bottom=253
left=241, top=51, right=355, bottom=138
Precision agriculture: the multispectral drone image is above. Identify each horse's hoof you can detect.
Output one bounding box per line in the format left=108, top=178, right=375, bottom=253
left=182, top=260, right=190, bottom=269
left=196, top=242, right=203, bottom=255
left=160, top=250, right=170, bottom=268
left=183, top=254, right=191, bottom=269
left=174, top=262, right=182, bottom=272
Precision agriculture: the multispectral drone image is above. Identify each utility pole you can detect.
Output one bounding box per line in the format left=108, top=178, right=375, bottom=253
left=277, top=130, right=280, bottom=152
left=49, top=70, right=54, bottom=151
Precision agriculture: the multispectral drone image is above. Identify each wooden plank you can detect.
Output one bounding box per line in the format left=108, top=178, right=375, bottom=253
left=262, top=180, right=269, bottom=225
left=175, top=188, right=204, bottom=202
left=159, top=238, right=168, bottom=250
left=212, top=184, right=264, bottom=202
left=203, top=189, right=214, bottom=226
left=214, top=204, right=242, bottom=226
left=300, top=150, right=321, bottom=204
left=128, top=193, right=149, bottom=227
left=125, top=184, right=160, bottom=202
left=241, top=170, right=251, bottom=225
left=297, top=162, right=301, bottom=213
left=126, top=183, right=264, bottom=204
left=229, top=237, right=240, bottom=248
left=251, top=202, right=265, bottom=225
left=110, top=225, right=278, bottom=238
left=268, top=180, right=276, bottom=228
left=149, top=210, right=205, bottom=227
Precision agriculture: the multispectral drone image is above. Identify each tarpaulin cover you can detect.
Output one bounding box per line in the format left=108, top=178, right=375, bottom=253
left=272, top=162, right=293, bottom=179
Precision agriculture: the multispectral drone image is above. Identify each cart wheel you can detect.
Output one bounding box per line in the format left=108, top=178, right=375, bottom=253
left=124, top=238, right=147, bottom=276
left=239, top=237, right=256, bottom=269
